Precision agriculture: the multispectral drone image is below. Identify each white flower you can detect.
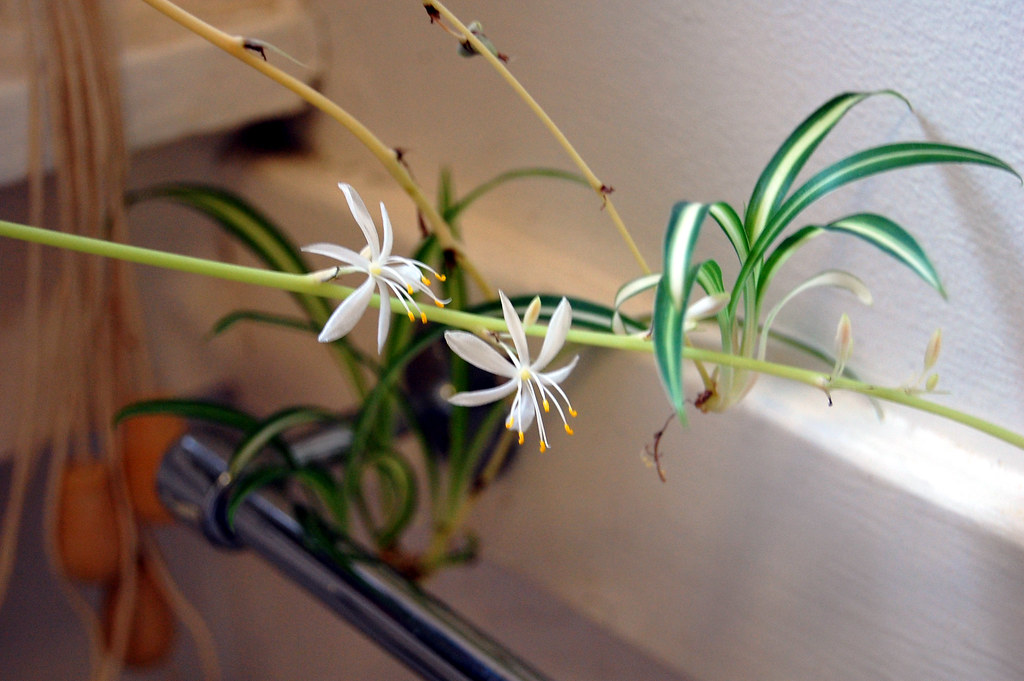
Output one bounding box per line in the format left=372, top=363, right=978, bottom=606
left=444, top=291, right=579, bottom=452
left=303, top=183, right=447, bottom=352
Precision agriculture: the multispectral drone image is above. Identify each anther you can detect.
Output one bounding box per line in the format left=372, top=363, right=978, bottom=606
left=407, top=284, right=415, bottom=295
left=420, top=312, right=428, bottom=324
left=569, top=408, right=578, bottom=417
left=407, top=311, right=416, bottom=322
left=437, top=273, right=447, bottom=282
left=518, top=432, right=525, bottom=445
left=539, top=441, right=547, bottom=453
left=543, top=399, right=550, bottom=413
left=564, top=424, right=574, bottom=435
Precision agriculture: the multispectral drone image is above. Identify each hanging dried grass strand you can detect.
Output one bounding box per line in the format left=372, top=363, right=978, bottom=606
left=1, top=2, right=215, bottom=679
left=0, top=0, right=49, bottom=614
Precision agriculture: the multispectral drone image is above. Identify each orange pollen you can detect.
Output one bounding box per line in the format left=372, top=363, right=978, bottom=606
left=518, top=431, right=525, bottom=445
left=407, top=311, right=416, bottom=322
left=420, top=312, right=428, bottom=324
left=539, top=441, right=547, bottom=452
left=406, top=283, right=415, bottom=295
left=421, top=276, right=431, bottom=286
left=435, top=300, right=445, bottom=308
left=564, top=424, right=574, bottom=435
left=542, top=399, right=550, bottom=413
left=569, top=408, right=578, bottom=418
left=437, top=273, right=447, bottom=281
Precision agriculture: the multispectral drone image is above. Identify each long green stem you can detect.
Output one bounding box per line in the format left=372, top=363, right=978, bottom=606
left=425, top=1, right=652, bottom=276
left=3, top=218, right=1021, bottom=451
left=138, top=0, right=495, bottom=298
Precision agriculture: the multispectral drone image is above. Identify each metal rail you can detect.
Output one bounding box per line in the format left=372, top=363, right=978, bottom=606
left=156, top=431, right=554, bottom=681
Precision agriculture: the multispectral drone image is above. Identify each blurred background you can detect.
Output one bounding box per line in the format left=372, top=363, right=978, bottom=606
left=1, top=1, right=1023, bottom=679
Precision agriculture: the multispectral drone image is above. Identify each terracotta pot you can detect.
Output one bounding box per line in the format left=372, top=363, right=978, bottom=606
left=56, top=460, right=122, bottom=582
left=120, top=412, right=185, bottom=523
left=103, top=559, right=176, bottom=667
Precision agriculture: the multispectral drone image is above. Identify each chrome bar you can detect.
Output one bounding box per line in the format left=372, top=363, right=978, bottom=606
left=156, top=431, right=554, bottom=681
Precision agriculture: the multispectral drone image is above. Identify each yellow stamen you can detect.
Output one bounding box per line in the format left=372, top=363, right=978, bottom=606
left=407, top=311, right=416, bottom=322
left=421, top=276, right=431, bottom=286
left=518, top=431, right=525, bottom=445
left=437, top=273, right=447, bottom=282
left=539, top=441, right=547, bottom=453
left=542, top=399, right=550, bottom=413
left=569, top=408, right=578, bottom=417
left=420, top=311, right=428, bottom=324
left=564, top=424, right=574, bottom=435
left=506, top=417, right=514, bottom=430
left=407, top=283, right=415, bottom=295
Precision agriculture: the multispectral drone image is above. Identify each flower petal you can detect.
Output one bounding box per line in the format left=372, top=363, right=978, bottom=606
left=516, top=388, right=537, bottom=431
left=499, top=291, right=530, bottom=366
left=444, top=331, right=517, bottom=377
left=379, top=201, right=394, bottom=258
left=302, top=242, right=371, bottom=271
left=318, top=277, right=374, bottom=343
left=538, top=354, right=579, bottom=385
left=338, top=183, right=381, bottom=260
left=532, top=297, right=572, bottom=372
left=375, top=280, right=392, bottom=353
left=447, top=379, right=518, bottom=407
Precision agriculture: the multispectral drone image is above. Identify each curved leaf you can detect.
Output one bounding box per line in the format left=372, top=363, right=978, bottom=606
left=129, top=182, right=370, bottom=394
left=211, top=309, right=320, bottom=337
left=226, top=464, right=349, bottom=530
left=128, top=183, right=310, bottom=276
left=360, top=452, right=418, bottom=547
left=612, top=273, right=660, bottom=334
left=757, top=226, right=823, bottom=300
left=652, top=201, right=713, bottom=423
left=709, top=202, right=749, bottom=260
left=765, top=142, right=1020, bottom=251
left=734, top=141, right=1019, bottom=307
left=743, top=90, right=905, bottom=241
left=695, top=260, right=726, bottom=296
left=443, top=167, right=589, bottom=224
left=821, top=213, right=946, bottom=296
left=228, top=406, right=338, bottom=477
left=758, top=269, right=873, bottom=361
left=115, top=397, right=261, bottom=432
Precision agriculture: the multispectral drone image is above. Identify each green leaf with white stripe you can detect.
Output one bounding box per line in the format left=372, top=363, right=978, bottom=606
left=709, top=202, right=749, bottom=260
left=733, top=140, right=1019, bottom=311
left=822, top=213, right=945, bottom=295
left=612, top=273, right=661, bottom=334
left=695, top=260, right=726, bottom=296
left=743, top=90, right=905, bottom=242
left=764, top=142, right=1020, bottom=250
left=652, top=201, right=712, bottom=424
left=757, top=225, right=822, bottom=300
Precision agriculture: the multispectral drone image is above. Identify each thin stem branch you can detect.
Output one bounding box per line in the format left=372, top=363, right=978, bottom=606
left=3, top=218, right=1021, bottom=451
left=425, top=1, right=652, bottom=276
left=138, top=0, right=494, bottom=297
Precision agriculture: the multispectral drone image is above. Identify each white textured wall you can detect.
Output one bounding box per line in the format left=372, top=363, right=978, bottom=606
left=296, top=2, right=1024, bottom=679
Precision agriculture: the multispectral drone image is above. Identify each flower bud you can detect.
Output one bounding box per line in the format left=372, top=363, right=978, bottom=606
left=924, top=328, right=942, bottom=371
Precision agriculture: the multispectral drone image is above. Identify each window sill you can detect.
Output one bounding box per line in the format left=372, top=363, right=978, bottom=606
left=0, top=0, right=318, bottom=187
